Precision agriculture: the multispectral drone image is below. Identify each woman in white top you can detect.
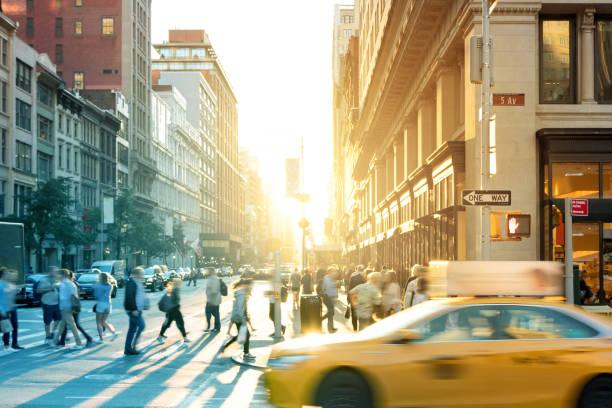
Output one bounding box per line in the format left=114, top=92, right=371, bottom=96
left=412, top=277, right=429, bottom=306
left=382, top=271, right=401, bottom=317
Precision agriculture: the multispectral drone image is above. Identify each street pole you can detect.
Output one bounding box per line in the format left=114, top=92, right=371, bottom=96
left=564, top=197, right=574, bottom=304
left=273, top=250, right=282, bottom=339
left=301, top=138, right=307, bottom=271
left=480, top=0, right=492, bottom=260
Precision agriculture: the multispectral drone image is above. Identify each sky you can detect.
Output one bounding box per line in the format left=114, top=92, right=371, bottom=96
left=152, top=0, right=344, bottom=245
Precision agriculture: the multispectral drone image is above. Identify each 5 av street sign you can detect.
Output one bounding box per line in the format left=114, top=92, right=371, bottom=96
left=462, top=190, right=511, bottom=206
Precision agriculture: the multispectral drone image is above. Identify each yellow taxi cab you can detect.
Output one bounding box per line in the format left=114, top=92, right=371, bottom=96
left=264, top=262, right=612, bottom=408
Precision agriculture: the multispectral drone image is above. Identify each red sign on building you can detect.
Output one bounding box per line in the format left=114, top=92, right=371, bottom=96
left=571, top=199, right=589, bottom=216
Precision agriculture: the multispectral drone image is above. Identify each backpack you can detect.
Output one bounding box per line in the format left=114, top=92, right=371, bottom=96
left=158, top=292, right=174, bottom=312
left=33, top=280, right=43, bottom=301
left=220, top=279, right=228, bottom=296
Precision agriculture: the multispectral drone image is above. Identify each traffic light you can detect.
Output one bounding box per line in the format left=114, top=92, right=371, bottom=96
left=507, top=214, right=531, bottom=238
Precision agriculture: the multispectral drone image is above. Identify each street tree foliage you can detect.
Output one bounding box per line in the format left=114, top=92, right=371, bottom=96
left=8, top=178, right=84, bottom=272
left=106, top=188, right=169, bottom=264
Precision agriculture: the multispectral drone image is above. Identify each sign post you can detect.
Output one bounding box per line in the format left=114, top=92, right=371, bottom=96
left=479, top=0, right=495, bottom=260
left=564, top=197, right=574, bottom=304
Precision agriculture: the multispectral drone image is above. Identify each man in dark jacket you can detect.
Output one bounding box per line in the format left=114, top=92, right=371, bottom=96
left=124, top=267, right=147, bottom=355
left=347, top=265, right=367, bottom=331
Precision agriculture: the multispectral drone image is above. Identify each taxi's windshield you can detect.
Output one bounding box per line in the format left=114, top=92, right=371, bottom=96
left=359, top=300, right=448, bottom=339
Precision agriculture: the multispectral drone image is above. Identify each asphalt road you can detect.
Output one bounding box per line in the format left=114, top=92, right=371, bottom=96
left=0, top=278, right=275, bottom=408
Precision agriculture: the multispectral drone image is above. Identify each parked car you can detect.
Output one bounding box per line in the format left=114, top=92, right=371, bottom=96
left=143, top=266, right=165, bottom=292
left=76, top=272, right=117, bottom=299
left=163, top=270, right=180, bottom=284
left=91, top=260, right=126, bottom=288
left=175, top=267, right=186, bottom=281
left=23, top=274, right=46, bottom=305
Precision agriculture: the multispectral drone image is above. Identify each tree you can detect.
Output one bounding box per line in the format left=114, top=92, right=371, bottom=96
left=105, top=188, right=134, bottom=261
left=19, top=178, right=82, bottom=272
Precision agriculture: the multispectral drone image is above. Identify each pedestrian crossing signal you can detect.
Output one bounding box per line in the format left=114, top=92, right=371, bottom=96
left=507, top=214, right=531, bottom=238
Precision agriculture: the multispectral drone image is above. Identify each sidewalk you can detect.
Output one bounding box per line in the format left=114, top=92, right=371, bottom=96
left=231, top=290, right=354, bottom=368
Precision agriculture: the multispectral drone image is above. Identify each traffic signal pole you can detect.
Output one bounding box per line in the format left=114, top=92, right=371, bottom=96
left=480, top=0, right=494, bottom=260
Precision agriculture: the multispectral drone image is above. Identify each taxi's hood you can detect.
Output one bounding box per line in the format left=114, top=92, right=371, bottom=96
left=271, top=333, right=365, bottom=356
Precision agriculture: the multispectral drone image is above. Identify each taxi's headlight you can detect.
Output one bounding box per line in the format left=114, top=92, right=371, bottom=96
left=268, top=355, right=317, bottom=370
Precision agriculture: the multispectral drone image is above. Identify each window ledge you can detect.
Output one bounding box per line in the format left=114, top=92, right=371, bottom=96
left=536, top=104, right=612, bottom=115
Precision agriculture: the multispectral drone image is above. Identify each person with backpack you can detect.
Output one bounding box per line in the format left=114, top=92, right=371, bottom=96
left=204, top=269, right=225, bottom=332
left=157, top=278, right=191, bottom=345
left=36, top=269, right=61, bottom=345
left=347, top=265, right=367, bottom=331
left=52, top=269, right=83, bottom=350
left=221, top=279, right=254, bottom=359
left=321, top=268, right=340, bottom=333
left=57, top=270, right=94, bottom=348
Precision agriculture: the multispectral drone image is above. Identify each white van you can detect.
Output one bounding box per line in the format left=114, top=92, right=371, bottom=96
left=91, top=260, right=126, bottom=288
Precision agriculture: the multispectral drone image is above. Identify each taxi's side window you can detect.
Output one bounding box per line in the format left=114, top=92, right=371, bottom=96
left=500, top=306, right=598, bottom=340
left=415, top=306, right=505, bottom=342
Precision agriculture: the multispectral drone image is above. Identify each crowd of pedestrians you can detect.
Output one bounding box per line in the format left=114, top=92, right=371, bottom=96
left=1, top=261, right=431, bottom=361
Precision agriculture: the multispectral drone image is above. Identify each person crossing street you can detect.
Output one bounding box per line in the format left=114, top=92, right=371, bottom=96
left=124, top=267, right=148, bottom=356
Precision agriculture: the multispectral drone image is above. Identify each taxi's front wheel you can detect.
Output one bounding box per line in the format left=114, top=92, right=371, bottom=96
left=314, top=369, right=373, bottom=408
left=577, top=375, right=612, bottom=408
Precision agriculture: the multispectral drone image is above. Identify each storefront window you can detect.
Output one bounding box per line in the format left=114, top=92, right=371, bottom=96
left=603, top=223, right=612, bottom=301
left=603, top=163, right=612, bottom=198
left=551, top=162, right=599, bottom=198
left=540, top=18, right=575, bottom=103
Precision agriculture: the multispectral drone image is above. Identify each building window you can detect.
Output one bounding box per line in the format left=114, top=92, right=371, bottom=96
left=175, top=48, right=189, bottom=58
left=102, top=69, right=113, bottom=75
left=13, top=184, right=31, bottom=217
left=119, top=144, right=128, bottom=165
left=16, top=60, right=32, bottom=92
left=1, top=81, right=7, bottom=113
left=343, top=29, right=352, bottom=38
left=66, top=146, right=71, bottom=171
left=26, top=18, right=33, bottom=37
left=1, top=129, right=6, bottom=164
left=540, top=16, right=575, bottom=104
left=58, top=143, right=63, bottom=168
left=192, top=48, right=206, bottom=58
left=55, top=44, right=63, bottom=63
left=38, top=116, right=53, bottom=142
left=27, top=0, right=33, bottom=9
left=0, top=180, right=5, bottom=217
left=596, top=17, right=612, bottom=102
left=101, top=17, right=115, bottom=36
left=73, top=72, right=84, bottom=89
left=37, top=152, right=52, bottom=182
left=15, top=141, right=32, bottom=173
left=55, top=17, right=63, bottom=37
left=1, top=38, right=7, bottom=66
left=74, top=0, right=83, bottom=6
left=74, top=20, right=82, bottom=36
left=343, top=15, right=353, bottom=24
left=16, top=99, right=32, bottom=131
left=38, top=83, right=52, bottom=106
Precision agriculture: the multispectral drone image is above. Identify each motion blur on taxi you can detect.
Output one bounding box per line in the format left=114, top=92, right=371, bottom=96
left=264, top=261, right=612, bottom=408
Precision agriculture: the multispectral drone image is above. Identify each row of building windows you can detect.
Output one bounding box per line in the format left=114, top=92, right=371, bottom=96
left=27, top=0, right=84, bottom=10
left=26, top=16, right=115, bottom=38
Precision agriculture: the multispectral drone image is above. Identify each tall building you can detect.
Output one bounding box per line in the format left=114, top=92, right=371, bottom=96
left=4, top=0, right=155, bottom=208
left=0, top=11, right=16, bottom=220
left=336, top=0, right=612, bottom=301
left=332, top=2, right=359, bottom=248
left=153, top=30, right=244, bottom=264
left=239, top=147, right=268, bottom=263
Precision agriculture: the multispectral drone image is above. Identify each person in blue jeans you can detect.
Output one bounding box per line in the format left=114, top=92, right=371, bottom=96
left=124, top=267, right=147, bottom=356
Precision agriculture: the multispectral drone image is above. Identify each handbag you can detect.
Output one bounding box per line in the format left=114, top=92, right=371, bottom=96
left=71, top=295, right=81, bottom=313
left=0, top=318, right=12, bottom=334
left=237, top=324, right=248, bottom=345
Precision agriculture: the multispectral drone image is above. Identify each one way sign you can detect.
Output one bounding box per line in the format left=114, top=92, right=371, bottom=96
left=462, top=190, right=511, bottom=206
